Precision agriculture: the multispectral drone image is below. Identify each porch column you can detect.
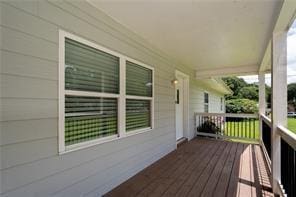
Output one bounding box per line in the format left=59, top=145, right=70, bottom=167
left=271, top=31, right=287, bottom=194
left=258, top=72, right=266, bottom=141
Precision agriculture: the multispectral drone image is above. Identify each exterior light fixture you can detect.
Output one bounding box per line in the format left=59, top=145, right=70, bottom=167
left=171, top=79, right=178, bottom=85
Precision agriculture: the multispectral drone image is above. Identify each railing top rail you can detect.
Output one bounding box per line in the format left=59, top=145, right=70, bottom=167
left=194, top=112, right=258, bottom=118
left=277, top=125, right=296, bottom=150
left=260, top=113, right=272, bottom=127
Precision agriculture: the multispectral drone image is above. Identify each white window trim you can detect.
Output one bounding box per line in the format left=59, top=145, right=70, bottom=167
left=58, top=30, right=154, bottom=154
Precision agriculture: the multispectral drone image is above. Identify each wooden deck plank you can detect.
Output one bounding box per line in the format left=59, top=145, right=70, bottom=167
left=137, top=138, right=208, bottom=196
left=104, top=138, right=274, bottom=197
left=253, top=145, right=273, bottom=196
left=173, top=141, right=223, bottom=197
left=250, top=144, right=261, bottom=197
left=200, top=142, right=235, bottom=197
left=237, top=144, right=253, bottom=197
left=104, top=146, right=183, bottom=197
left=212, top=142, right=238, bottom=196
left=226, top=143, right=245, bottom=197
left=162, top=139, right=222, bottom=196
left=186, top=141, right=231, bottom=197
left=148, top=140, right=217, bottom=197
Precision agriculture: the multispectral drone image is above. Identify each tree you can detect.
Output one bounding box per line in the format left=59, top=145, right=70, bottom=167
left=237, top=86, right=258, bottom=101
left=288, top=83, right=296, bottom=102
left=222, top=77, right=248, bottom=99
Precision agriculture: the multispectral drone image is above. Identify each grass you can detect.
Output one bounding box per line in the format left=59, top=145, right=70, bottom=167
left=224, top=120, right=259, bottom=143
left=222, top=118, right=296, bottom=143
left=288, top=118, right=296, bottom=134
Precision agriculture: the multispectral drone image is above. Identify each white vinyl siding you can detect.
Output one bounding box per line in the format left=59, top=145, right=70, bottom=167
left=59, top=31, right=154, bottom=153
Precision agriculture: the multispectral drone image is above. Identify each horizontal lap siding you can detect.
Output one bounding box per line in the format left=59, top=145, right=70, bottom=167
left=0, top=1, right=224, bottom=196
left=0, top=1, right=181, bottom=196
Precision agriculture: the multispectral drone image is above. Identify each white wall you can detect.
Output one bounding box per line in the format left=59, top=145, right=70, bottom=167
left=0, top=1, right=226, bottom=196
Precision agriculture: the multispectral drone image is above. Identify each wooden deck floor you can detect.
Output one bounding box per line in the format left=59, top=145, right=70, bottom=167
left=104, top=138, right=273, bottom=197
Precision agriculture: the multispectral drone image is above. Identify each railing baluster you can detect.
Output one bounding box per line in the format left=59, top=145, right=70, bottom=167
left=248, top=118, right=251, bottom=139
left=195, top=112, right=259, bottom=142
left=240, top=118, right=242, bottom=138
left=234, top=118, right=239, bottom=137
left=253, top=118, right=255, bottom=139
left=232, top=120, right=234, bottom=137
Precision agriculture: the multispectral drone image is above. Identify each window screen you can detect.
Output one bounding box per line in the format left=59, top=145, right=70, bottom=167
left=65, top=96, right=117, bottom=145
left=126, top=61, right=152, bottom=97
left=65, top=38, right=119, bottom=94
left=64, top=38, right=119, bottom=146
left=204, top=92, right=209, bottom=113
left=126, top=99, right=151, bottom=131
left=126, top=61, right=153, bottom=131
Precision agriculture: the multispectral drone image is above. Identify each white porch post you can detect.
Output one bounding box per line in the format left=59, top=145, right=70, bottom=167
left=271, top=31, right=287, bottom=194
left=258, top=72, right=266, bottom=141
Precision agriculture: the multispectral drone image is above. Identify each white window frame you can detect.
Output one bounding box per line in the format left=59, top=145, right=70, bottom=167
left=125, top=57, right=154, bottom=136
left=204, top=92, right=209, bottom=113
left=59, top=30, right=154, bottom=154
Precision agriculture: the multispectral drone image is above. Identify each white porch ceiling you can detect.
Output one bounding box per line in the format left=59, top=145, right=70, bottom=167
left=89, top=0, right=283, bottom=74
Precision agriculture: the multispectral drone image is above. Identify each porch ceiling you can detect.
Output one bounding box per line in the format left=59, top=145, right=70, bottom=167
left=89, top=0, right=283, bottom=75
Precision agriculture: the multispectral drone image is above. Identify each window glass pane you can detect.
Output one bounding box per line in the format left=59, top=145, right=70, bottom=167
left=65, top=38, right=119, bottom=94
left=126, top=99, right=151, bottom=131
left=65, top=96, right=117, bottom=146
left=126, top=61, right=152, bottom=97
left=204, top=93, right=209, bottom=104
left=204, top=104, right=209, bottom=113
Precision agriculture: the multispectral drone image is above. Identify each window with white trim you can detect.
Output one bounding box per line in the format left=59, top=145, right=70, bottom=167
left=59, top=30, right=154, bottom=153
left=126, top=61, right=153, bottom=132
left=204, top=92, right=209, bottom=113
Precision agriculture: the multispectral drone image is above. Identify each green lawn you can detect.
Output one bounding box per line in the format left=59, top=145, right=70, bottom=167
left=223, top=118, right=296, bottom=143
left=288, top=118, right=296, bottom=133
left=224, top=120, right=259, bottom=142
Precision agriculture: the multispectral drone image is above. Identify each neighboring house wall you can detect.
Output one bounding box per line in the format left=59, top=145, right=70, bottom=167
left=0, top=1, right=225, bottom=196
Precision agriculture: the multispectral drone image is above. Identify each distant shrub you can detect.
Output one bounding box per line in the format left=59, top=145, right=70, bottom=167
left=226, top=99, right=258, bottom=114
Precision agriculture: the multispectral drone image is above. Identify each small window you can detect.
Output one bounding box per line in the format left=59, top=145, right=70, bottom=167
left=59, top=30, right=154, bottom=153
left=220, top=97, right=223, bottom=111
left=126, top=61, right=153, bottom=132
left=204, top=92, right=209, bottom=113
left=126, top=61, right=152, bottom=97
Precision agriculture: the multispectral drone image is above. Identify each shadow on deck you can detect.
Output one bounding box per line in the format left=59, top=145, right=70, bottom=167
left=104, top=138, right=273, bottom=197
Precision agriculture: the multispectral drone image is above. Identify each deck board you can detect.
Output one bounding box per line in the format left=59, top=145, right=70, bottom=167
left=104, top=138, right=273, bottom=197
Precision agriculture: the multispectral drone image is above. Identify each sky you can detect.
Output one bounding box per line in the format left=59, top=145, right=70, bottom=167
left=240, top=19, right=296, bottom=86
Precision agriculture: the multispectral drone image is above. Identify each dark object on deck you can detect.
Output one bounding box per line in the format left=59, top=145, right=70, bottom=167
left=197, top=120, right=220, bottom=134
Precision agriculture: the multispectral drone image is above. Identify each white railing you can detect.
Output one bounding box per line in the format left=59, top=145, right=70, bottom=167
left=195, top=112, right=259, bottom=141
left=259, top=113, right=296, bottom=197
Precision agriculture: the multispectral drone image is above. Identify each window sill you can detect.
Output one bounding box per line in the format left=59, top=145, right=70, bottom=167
left=59, top=127, right=153, bottom=155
